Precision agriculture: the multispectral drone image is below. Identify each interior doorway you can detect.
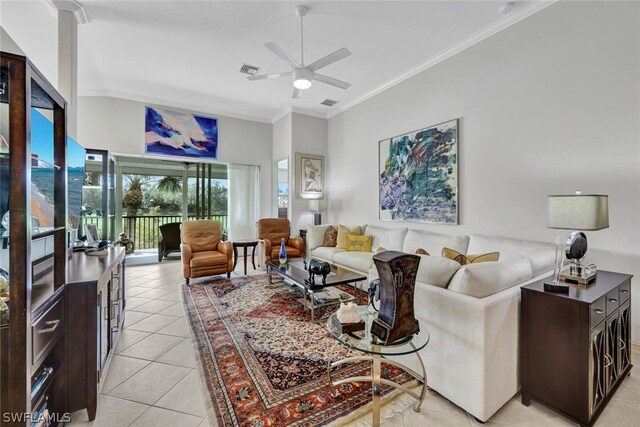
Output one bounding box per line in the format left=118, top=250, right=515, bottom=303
left=275, top=158, right=289, bottom=219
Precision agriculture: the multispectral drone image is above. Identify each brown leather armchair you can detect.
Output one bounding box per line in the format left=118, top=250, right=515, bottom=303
left=256, top=218, right=305, bottom=263
left=180, top=220, right=233, bottom=284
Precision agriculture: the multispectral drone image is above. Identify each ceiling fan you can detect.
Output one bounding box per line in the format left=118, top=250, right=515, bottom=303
left=247, top=5, right=352, bottom=99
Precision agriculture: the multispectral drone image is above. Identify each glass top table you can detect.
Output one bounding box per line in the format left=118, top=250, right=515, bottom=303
left=326, top=306, right=429, bottom=427
left=266, top=259, right=367, bottom=322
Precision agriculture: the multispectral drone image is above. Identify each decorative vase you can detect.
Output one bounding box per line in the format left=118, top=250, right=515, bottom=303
left=552, top=234, right=565, bottom=285
left=279, top=238, right=287, bottom=266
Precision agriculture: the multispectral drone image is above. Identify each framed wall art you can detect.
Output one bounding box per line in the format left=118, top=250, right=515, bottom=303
left=379, top=119, right=458, bottom=224
left=145, top=106, right=218, bottom=159
left=296, top=152, right=324, bottom=199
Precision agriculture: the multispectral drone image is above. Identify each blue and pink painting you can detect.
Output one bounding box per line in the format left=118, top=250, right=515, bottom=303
left=379, top=119, right=458, bottom=224
left=145, top=106, right=218, bottom=159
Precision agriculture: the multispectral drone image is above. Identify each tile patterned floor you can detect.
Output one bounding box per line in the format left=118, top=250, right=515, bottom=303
left=69, top=258, right=640, bottom=427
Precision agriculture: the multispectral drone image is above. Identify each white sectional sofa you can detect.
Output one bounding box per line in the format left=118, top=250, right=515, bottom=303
left=306, top=224, right=555, bottom=422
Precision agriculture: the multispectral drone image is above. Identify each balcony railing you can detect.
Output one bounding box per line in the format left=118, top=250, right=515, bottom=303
left=82, top=214, right=228, bottom=251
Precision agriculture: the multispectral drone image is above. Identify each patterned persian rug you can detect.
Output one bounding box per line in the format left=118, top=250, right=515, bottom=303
left=182, top=274, right=415, bottom=426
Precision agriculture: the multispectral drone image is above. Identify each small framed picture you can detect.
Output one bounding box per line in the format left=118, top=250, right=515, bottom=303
left=85, top=223, right=99, bottom=243
left=296, top=152, right=324, bottom=199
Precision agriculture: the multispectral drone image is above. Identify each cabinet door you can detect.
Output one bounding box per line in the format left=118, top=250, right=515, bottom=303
left=98, top=290, right=109, bottom=375
left=605, top=313, right=620, bottom=393
left=589, top=320, right=606, bottom=417
left=618, top=300, right=631, bottom=374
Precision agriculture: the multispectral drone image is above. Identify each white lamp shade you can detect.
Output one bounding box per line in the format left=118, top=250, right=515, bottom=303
left=309, top=199, right=327, bottom=212
left=547, top=194, right=609, bottom=230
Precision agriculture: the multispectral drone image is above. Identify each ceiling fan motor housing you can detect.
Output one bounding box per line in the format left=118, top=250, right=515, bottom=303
left=293, top=68, right=312, bottom=89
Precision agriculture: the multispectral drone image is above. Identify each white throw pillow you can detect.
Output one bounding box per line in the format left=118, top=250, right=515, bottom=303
left=415, top=255, right=461, bottom=288
left=306, top=224, right=330, bottom=251
left=402, top=229, right=470, bottom=256
left=447, top=254, right=533, bottom=298
left=364, top=225, right=408, bottom=251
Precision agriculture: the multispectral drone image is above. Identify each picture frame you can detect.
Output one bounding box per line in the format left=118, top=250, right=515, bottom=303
left=85, top=223, right=100, bottom=243
left=378, top=118, right=458, bottom=224
left=296, top=153, right=325, bottom=199
left=144, top=106, right=219, bottom=159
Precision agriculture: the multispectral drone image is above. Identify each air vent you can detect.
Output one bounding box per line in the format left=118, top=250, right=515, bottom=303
left=320, top=99, right=338, bottom=107
left=239, top=64, right=259, bottom=75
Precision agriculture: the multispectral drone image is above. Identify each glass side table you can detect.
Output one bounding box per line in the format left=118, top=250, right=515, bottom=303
left=326, top=307, right=430, bottom=427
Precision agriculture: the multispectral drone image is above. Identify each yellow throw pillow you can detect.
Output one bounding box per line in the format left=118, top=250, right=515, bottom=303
left=336, top=225, right=362, bottom=249
left=346, top=234, right=372, bottom=252
left=442, top=247, right=500, bottom=265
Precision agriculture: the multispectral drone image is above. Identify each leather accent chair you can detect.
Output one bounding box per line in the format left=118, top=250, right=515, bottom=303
left=158, top=222, right=181, bottom=262
left=180, top=220, right=233, bottom=284
left=256, top=218, right=304, bottom=263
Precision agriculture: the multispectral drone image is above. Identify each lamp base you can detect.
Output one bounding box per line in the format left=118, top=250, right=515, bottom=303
left=560, top=263, right=597, bottom=285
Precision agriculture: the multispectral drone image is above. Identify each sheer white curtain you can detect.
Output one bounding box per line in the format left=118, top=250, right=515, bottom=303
left=228, top=164, right=260, bottom=240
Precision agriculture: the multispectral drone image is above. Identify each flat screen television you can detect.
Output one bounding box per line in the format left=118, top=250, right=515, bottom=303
left=0, top=108, right=85, bottom=231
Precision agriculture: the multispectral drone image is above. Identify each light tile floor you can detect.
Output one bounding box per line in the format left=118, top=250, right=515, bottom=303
left=69, top=258, right=640, bottom=427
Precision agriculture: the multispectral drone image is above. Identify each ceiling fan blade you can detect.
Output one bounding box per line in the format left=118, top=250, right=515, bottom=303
left=292, top=87, right=302, bottom=99
left=307, top=48, right=351, bottom=72
left=264, top=41, right=300, bottom=68
left=247, top=71, right=292, bottom=81
left=312, top=73, right=351, bottom=90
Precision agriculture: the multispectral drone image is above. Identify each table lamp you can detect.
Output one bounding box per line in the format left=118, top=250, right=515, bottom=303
left=547, top=191, right=609, bottom=284
left=309, top=199, right=328, bottom=225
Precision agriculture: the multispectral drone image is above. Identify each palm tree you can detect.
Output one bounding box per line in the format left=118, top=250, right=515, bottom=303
left=156, top=176, right=181, bottom=195
left=123, top=175, right=146, bottom=216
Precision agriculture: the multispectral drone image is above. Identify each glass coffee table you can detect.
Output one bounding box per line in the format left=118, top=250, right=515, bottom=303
left=326, top=306, right=430, bottom=427
left=266, top=259, right=367, bottom=322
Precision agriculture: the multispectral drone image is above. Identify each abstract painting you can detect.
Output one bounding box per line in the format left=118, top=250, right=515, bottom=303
left=296, top=152, right=324, bottom=198
left=379, top=119, right=458, bottom=224
left=145, top=106, right=218, bottom=159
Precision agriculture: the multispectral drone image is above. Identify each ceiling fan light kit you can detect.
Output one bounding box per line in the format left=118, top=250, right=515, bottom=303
left=247, top=4, right=352, bottom=99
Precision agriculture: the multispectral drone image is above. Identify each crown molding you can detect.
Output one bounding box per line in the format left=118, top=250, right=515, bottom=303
left=270, top=108, right=292, bottom=124
left=78, top=89, right=274, bottom=124
left=46, top=0, right=89, bottom=24
left=326, top=0, right=557, bottom=119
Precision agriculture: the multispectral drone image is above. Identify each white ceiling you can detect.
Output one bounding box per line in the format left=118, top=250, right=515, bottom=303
left=76, top=0, right=553, bottom=123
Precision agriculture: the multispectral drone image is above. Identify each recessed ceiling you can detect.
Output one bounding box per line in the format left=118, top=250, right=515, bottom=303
left=77, top=1, right=552, bottom=122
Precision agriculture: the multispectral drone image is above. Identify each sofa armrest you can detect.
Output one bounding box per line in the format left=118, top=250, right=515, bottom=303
left=218, top=240, right=233, bottom=272
left=289, top=236, right=305, bottom=255
left=263, top=239, right=272, bottom=261
left=180, top=243, right=193, bottom=278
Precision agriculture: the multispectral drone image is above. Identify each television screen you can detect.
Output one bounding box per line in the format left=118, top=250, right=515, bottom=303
left=0, top=108, right=85, bottom=231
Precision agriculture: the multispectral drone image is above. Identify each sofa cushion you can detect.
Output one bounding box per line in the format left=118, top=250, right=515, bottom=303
left=323, top=226, right=338, bottom=247
left=333, top=251, right=374, bottom=273
left=306, top=225, right=330, bottom=251
left=447, top=254, right=533, bottom=298
left=337, top=225, right=362, bottom=249
left=311, top=247, right=346, bottom=262
left=402, top=229, right=470, bottom=256
left=416, top=255, right=462, bottom=288
left=442, top=248, right=500, bottom=265
left=467, top=234, right=555, bottom=276
left=347, top=234, right=372, bottom=252
left=190, top=250, right=227, bottom=269
left=363, top=225, right=408, bottom=251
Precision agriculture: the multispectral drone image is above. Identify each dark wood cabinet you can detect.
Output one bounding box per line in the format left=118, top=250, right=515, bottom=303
left=521, top=271, right=633, bottom=426
left=66, top=247, right=125, bottom=420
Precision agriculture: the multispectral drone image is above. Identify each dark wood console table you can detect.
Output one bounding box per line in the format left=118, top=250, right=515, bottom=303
left=521, top=271, right=632, bottom=426
left=66, top=247, right=126, bottom=420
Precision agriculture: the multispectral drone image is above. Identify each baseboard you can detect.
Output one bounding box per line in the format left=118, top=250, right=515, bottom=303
left=632, top=341, right=640, bottom=355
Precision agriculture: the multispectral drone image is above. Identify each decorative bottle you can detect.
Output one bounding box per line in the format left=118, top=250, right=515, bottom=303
left=279, top=238, right=287, bottom=266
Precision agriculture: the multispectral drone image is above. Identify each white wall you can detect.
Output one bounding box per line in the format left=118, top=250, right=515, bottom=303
left=291, top=113, right=328, bottom=233
left=327, top=2, right=640, bottom=338
left=77, top=96, right=273, bottom=218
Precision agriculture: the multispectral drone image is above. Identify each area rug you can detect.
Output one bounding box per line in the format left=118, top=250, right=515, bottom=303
left=181, top=273, right=416, bottom=426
